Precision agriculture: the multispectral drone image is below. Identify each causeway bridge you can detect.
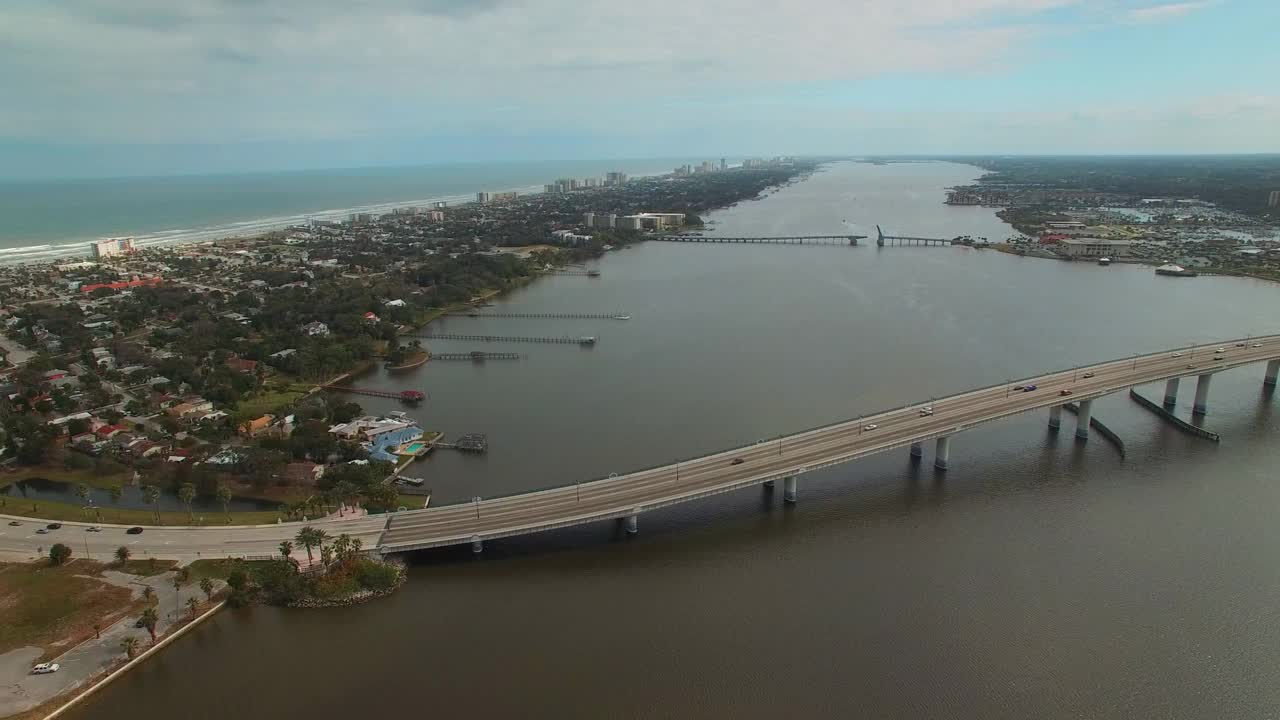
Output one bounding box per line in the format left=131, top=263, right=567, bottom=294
left=876, top=225, right=950, bottom=246
left=654, top=235, right=866, bottom=246
left=378, top=336, right=1280, bottom=554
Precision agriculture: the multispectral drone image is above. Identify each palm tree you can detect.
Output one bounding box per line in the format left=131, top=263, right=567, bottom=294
left=215, top=483, right=233, bottom=522
left=139, top=607, right=159, bottom=644
left=121, top=635, right=140, bottom=659
left=142, top=485, right=161, bottom=524
left=108, top=485, right=123, bottom=522
left=74, top=483, right=90, bottom=519
left=200, top=577, right=214, bottom=601
left=177, top=483, right=196, bottom=523
left=115, top=545, right=131, bottom=565
left=294, top=526, right=327, bottom=564
left=278, top=540, right=294, bottom=562
left=142, top=585, right=154, bottom=601
left=185, top=596, right=200, bottom=620
left=320, top=545, right=333, bottom=568
left=333, top=481, right=357, bottom=516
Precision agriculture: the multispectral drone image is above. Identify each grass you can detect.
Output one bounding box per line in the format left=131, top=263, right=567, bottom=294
left=0, top=465, right=132, bottom=492
left=0, top=497, right=284, bottom=526
left=184, top=558, right=273, bottom=582
left=0, top=559, right=140, bottom=660
left=233, top=388, right=307, bottom=420
left=396, top=493, right=430, bottom=510
left=115, top=558, right=178, bottom=577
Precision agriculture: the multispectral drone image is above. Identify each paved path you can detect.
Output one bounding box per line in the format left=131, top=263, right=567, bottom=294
left=0, top=569, right=220, bottom=716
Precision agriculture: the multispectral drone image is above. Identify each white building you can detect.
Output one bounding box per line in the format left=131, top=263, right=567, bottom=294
left=1057, top=238, right=1133, bottom=258
left=91, top=237, right=135, bottom=259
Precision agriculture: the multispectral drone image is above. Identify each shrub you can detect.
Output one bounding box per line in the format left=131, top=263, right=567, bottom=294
left=49, top=543, right=72, bottom=566
left=354, top=559, right=400, bottom=592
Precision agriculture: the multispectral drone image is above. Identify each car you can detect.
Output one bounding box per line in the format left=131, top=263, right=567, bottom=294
left=135, top=617, right=148, bottom=628
left=86, top=526, right=102, bottom=532
left=7, top=520, right=20, bottom=526
left=1186, top=364, right=1197, bottom=369
left=1022, top=385, right=1037, bottom=392
left=863, top=424, right=878, bottom=431
left=1171, top=352, right=1183, bottom=358
left=1216, top=347, right=1225, bottom=353
left=1081, top=372, right=1095, bottom=379
left=1059, top=389, right=1073, bottom=396
left=919, top=406, right=934, bottom=417
left=126, top=526, right=144, bottom=535
left=1013, top=385, right=1025, bottom=391
left=1236, top=342, right=1246, bottom=348
left=46, top=523, right=61, bottom=529
left=1253, top=343, right=1263, bottom=348
left=35, top=528, right=48, bottom=534
left=1213, top=355, right=1224, bottom=361
left=730, top=458, right=744, bottom=465
left=30, top=663, right=59, bottom=675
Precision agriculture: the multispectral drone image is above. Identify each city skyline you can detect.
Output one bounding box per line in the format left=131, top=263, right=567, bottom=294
left=1, top=0, right=1278, bottom=178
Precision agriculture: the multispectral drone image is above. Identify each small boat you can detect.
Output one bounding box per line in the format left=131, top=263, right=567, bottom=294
left=1155, top=263, right=1197, bottom=277
left=396, top=476, right=425, bottom=486
left=1097, top=257, right=1112, bottom=266
left=612, top=314, right=631, bottom=320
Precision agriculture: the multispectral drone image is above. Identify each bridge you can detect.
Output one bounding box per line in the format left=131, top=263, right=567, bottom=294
left=449, top=311, right=630, bottom=320
left=654, top=235, right=866, bottom=246
left=378, top=336, right=1280, bottom=554
left=408, top=332, right=597, bottom=345
left=876, top=225, right=950, bottom=246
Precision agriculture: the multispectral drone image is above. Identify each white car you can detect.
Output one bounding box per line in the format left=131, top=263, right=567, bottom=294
left=31, top=663, right=59, bottom=675
left=1253, top=343, right=1263, bottom=348
left=1081, top=371, right=1095, bottom=379
left=1216, top=347, right=1225, bottom=353
left=863, top=424, right=878, bottom=431
left=919, top=407, right=933, bottom=417
left=1171, top=352, right=1183, bottom=358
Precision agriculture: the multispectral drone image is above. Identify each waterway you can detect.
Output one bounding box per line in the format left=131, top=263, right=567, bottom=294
left=68, top=161, right=1280, bottom=719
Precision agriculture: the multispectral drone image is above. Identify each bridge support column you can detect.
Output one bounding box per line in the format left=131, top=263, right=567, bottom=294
left=1193, top=373, right=1213, bottom=415
left=624, top=511, right=638, bottom=535
left=470, top=535, right=483, bottom=554
left=1075, top=400, right=1093, bottom=440
left=763, top=479, right=775, bottom=489
left=783, top=476, right=797, bottom=503
left=934, top=436, right=950, bottom=471
left=909, top=441, right=923, bottom=459
left=1048, top=405, right=1062, bottom=431
left=1266, top=359, right=1280, bottom=387
left=1164, top=378, right=1180, bottom=407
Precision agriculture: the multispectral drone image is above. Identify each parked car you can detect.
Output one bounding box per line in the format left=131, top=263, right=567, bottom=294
left=126, top=526, right=144, bottom=535
left=30, top=663, right=59, bottom=675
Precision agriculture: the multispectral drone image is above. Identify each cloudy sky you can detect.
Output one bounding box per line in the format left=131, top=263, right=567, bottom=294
left=1, top=0, right=1277, bottom=177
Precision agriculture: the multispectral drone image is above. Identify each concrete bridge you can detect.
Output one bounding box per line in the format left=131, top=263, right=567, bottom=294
left=876, top=225, right=950, bottom=246
left=654, top=235, right=865, bottom=246
left=378, top=336, right=1280, bottom=554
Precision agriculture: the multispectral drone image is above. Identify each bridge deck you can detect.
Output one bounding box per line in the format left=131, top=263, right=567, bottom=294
left=379, top=336, right=1280, bottom=553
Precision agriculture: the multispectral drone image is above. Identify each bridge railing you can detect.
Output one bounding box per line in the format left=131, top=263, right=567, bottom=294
left=408, top=334, right=1279, bottom=510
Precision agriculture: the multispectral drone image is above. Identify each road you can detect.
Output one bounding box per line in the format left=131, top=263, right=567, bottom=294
left=379, top=335, right=1280, bottom=552
left=0, top=514, right=388, bottom=563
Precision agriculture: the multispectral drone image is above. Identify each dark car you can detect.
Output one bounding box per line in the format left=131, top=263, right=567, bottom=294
left=730, top=458, right=745, bottom=465
left=7, top=520, right=19, bottom=526
left=1022, top=385, right=1037, bottom=392
left=126, top=526, right=144, bottom=535
left=46, top=523, right=62, bottom=530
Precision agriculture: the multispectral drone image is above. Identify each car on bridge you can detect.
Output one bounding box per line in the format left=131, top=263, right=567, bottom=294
left=1186, top=364, right=1197, bottom=369
left=1059, top=389, right=1073, bottom=396
left=1082, top=372, right=1095, bottom=379
left=863, top=424, right=879, bottom=431
left=1022, top=385, right=1037, bottom=392
left=919, top=406, right=933, bottom=416
left=1172, top=352, right=1183, bottom=358
left=730, top=458, right=744, bottom=465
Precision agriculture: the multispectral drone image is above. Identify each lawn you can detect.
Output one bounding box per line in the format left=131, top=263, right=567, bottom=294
left=0, top=497, right=284, bottom=526
left=116, top=558, right=178, bottom=577
left=184, top=558, right=273, bottom=582
left=233, top=388, right=307, bottom=420
left=0, top=560, right=140, bottom=660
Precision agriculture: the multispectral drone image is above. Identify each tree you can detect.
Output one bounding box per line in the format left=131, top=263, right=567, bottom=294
left=49, top=543, right=72, bottom=566
left=139, top=607, right=159, bottom=644
left=186, top=596, right=200, bottom=620
left=115, top=545, right=131, bottom=565
left=74, top=483, right=90, bottom=518
left=200, top=577, right=215, bottom=601
left=215, top=483, right=233, bottom=521
left=142, top=585, right=154, bottom=601
left=178, top=482, right=196, bottom=522
left=294, top=526, right=327, bottom=563
left=142, top=485, right=161, bottom=524
left=121, top=635, right=140, bottom=659
left=278, top=540, right=293, bottom=562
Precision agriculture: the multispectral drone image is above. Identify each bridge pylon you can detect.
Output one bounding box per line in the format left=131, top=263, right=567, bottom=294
left=876, top=225, right=885, bottom=247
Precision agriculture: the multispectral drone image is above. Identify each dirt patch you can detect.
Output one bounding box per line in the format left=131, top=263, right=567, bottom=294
left=0, top=560, right=141, bottom=660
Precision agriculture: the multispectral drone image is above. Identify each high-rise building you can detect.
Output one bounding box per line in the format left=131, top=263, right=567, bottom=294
left=1269, top=190, right=1280, bottom=207
left=720, top=158, right=727, bottom=171
left=91, top=237, right=135, bottom=259
left=605, top=172, right=628, bottom=186
left=477, top=192, right=492, bottom=204
left=583, top=212, right=616, bottom=229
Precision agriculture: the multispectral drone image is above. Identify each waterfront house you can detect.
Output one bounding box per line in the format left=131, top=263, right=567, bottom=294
left=240, top=414, right=274, bottom=437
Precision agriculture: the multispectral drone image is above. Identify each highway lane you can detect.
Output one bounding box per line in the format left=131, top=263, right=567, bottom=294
left=0, top=514, right=389, bottom=563
left=381, top=336, right=1280, bottom=550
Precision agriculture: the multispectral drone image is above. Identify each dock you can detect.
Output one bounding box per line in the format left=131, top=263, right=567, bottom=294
left=320, top=385, right=426, bottom=403
left=411, top=333, right=596, bottom=345
left=437, top=433, right=488, bottom=453
left=431, top=352, right=522, bottom=361
left=546, top=270, right=601, bottom=277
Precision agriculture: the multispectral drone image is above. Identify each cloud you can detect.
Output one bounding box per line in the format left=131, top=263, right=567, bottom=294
left=1125, top=1, right=1211, bottom=23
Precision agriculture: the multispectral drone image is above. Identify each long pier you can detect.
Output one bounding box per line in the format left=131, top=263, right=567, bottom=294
left=655, top=235, right=865, bottom=246
left=320, top=386, right=426, bottom=402
left=876, top=225, right=950, bottom=246
left=547, top=270, right=601, bottom=277
left=412, top=333, right=597, bottom=345
left=450, top=311, right=629, bottom=320
left=431, top=352, right=522, bottom=361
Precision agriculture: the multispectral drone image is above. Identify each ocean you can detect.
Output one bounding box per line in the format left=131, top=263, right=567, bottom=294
left=0, top=158, right=685, bottom=265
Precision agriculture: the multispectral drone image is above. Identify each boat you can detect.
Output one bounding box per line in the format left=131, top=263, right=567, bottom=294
left=578, top=336, right=597, bottom=345
left=395, top=476, right=425, bottom=486
left=612, top=314, right=631, bottom=320
left=1155, top=263, right=1197, bottom=277
left=1097, top=257, right=1112, bottom=266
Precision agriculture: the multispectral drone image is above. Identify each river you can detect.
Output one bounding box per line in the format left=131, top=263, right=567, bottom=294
left=68, top=161, right=1280, bottom=719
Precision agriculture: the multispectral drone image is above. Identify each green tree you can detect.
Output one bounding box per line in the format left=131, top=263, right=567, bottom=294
left=49, top=543, right=72, bottom=566
left=115, top=545, right=131, bottom=565
left=74, top=483, right=90, bottom=518
left=121, top=635, right=140, bottom=659
left=139, top=607, right=159, bottom=644
left=142, top=485, right=161, bottom=524
left=294, top=526, right=327, bottom=563
left=177, top=483, right=196, bottom=522
left=142, top=585, right=154, bottom=601
left=186, top=596, right=200, bottom=620
left=215, top=483, right=233, bottom=522
left=200, top=577, right=215, bottom=601
left=278, top=540, right=293, bottom=562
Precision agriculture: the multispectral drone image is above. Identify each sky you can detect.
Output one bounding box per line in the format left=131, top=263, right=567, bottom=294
left=1, top=0, right=1278, bottom=178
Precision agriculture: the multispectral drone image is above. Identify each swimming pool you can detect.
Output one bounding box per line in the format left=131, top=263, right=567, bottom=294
left=401, top=441, right=427, bottom=455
